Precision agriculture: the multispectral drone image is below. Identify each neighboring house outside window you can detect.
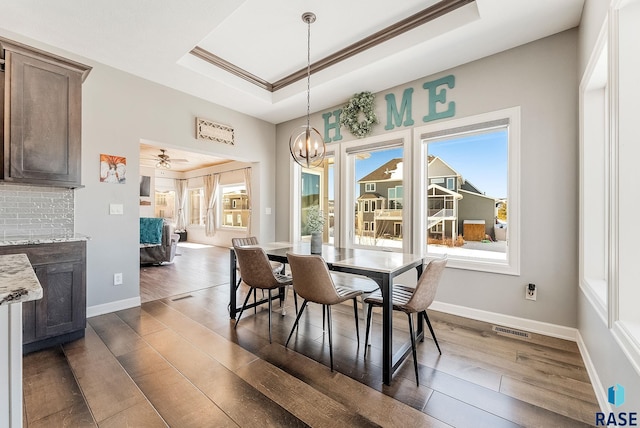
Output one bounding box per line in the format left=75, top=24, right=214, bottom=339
left=221, top=184, right=249, bottom=229
left=356, top=157, right=404, bottom=244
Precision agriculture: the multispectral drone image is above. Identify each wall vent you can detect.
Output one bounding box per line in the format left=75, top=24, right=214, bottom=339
left=492, top=325, right=531, bottom=339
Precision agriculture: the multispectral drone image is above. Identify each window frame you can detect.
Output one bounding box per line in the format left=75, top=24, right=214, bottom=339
left=412, top=107, right=521, bottom=275
left=579, top=20, right=609, bottom=324
left=188, top=187, right=205, bottom=227
left=339, top=130, right=413, bottom=252
left=219, top=182, right=249, bottom=230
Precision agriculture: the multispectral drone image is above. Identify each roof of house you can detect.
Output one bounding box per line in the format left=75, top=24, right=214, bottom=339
left=359, top=159, right=403, bottom=182
left=357, top=192, right=384, bottom=200
left=427, top=183, right=463, bottom=199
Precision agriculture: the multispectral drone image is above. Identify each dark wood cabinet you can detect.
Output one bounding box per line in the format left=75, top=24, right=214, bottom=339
left=0, top=241, right=87, bottom=353
left=0, top=38, right=91, bottom=188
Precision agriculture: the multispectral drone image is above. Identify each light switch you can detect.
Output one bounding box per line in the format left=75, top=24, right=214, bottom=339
left=109, top=204, right=124, bottom=215
left=265, top=207, right=272, bottom=215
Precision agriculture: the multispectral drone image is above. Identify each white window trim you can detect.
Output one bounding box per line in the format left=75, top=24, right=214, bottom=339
left=579, top=18, right=609, bottom=326
left=607, top=0, right=640, bottom=378
left=412, top=107, right=521, bottom=275
left=365, top=183, right=376, bottom=192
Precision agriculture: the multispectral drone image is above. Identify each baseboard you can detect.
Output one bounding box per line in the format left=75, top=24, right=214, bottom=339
left=87, top=296, right=141, bottom=318
left=576, top=330, right=609, bottom=413
left=429, top=301, right=578, bottom=341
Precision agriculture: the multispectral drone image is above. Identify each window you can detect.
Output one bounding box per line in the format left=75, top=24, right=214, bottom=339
left=221, top=184, right=249, bottom=229
left=348, top=142, right=406, bottom=250
left=388, top=186, right=403, bottom=209
left=580, top=33, right=608, bottom=317
left=189, top=188, right=205, bottom=226
left=154, top=191, right=175, bottom=221
left=365, top=183, right=376, bottom=192
left=415, top=107, right=520, bottom=275
left=298, top=155, right=334, bottom=244
left=301, top=170, right=321, bottom=236
left=446, top=177, right=456, bottom=190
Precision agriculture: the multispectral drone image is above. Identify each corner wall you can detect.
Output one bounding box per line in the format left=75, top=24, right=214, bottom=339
left=0, top=30, right=277, bottom=313
left=276, top=29, right=580, bottom=329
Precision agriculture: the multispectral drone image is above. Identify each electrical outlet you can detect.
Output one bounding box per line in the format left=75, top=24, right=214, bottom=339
left=114, top=273, right=123, bottom=285
left=526, top=283, right=536, bottom=301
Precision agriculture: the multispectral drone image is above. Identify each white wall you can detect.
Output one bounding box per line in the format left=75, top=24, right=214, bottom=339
left=276, top=29, right=580, bottom=329
left=576, top=0, right=640, bottom=411
left=0, top=30, right=277, bottom=312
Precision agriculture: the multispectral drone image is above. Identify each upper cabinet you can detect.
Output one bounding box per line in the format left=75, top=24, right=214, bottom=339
left=0, top=38, right=91, bottom=188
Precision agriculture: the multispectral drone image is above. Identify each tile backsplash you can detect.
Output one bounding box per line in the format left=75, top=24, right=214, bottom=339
left=0, top=183, right=74, bottom=237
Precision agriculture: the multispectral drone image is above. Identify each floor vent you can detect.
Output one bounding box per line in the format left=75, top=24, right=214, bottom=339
left=492, top=325, right=531, bottom=339
left=171, top=295, right=193, bottom=301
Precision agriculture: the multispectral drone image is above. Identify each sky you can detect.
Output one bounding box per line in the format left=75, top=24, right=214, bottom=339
left=326, top=128, right=508, bottom=200
left=427, top=130, right=508, bottom=198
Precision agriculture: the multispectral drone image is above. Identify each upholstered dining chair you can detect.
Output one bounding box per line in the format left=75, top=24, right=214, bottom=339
left=233, top=246, right=293, bottom=343
left=285, top=253, right=364, bottom=372
left=364, top=256, right=448, bottom=386
left=231, top=236, right=285, bottom=289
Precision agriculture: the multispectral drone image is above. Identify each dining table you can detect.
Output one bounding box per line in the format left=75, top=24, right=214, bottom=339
left=229, top=242, right=426, bottom=385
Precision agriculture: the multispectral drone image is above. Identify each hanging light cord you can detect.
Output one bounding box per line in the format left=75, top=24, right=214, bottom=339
left=306, top=16, right=311, bottom=130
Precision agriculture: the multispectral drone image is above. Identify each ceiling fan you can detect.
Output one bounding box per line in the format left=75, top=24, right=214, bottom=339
left=146, top=149, right=189, bottom=169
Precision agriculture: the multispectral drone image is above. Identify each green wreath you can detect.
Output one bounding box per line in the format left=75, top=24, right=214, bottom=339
left=340, top=91, right=378, bottom=138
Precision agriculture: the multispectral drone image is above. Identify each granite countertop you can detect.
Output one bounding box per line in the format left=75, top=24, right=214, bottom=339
left=0, top=232, right=90, bottom=247
left=0, top=254, right=43, bottom=306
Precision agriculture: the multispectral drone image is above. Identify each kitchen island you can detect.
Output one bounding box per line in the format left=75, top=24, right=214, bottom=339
left=1, top=253, right=42, bottom=428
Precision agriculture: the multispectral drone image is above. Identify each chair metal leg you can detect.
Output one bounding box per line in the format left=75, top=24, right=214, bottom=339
left=407, top=313, right=419, bottom=386
left=285, top=300, right=309, bottom=347
left=327, top=305, right=334, bottom=371
left=293, top=290, right=298, bottom=315
left=364, top=303, right=373, bottom=356
left=422, top=310, right=441, bottom=354
left=322, top=305, right=326, bottom=332
left=352, top=298, right=360, bottom=345
left=267, top=289, right=272, bottom=343
left=253, top=288, right=258, bottom=314
left=234, top=287, right=254, bottom=328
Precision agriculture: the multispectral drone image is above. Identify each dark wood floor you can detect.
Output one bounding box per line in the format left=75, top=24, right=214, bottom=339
left=23, top=244, right=600, bottom=427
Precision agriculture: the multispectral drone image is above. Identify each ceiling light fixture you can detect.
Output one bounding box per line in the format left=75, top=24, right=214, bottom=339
left=289, top=12, right=326, bottom=169
left=156, top=149, right=171, bottom=169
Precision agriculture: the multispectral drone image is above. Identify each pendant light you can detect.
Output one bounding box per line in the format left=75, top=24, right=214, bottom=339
left=289, top=12, right=326, bottom=169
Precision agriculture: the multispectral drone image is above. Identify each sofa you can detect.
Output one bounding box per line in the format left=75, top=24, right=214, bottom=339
left=140, top=217, right=179, bottom=264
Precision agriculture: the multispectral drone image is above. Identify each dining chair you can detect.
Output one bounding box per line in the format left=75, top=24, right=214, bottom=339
left=285, top=253, right=364, bottom=371
left=233, top=246, right=293, bottom=343
left=364, top=256, right=448, bottom=386
left=232, top=236, right=285, bottom=289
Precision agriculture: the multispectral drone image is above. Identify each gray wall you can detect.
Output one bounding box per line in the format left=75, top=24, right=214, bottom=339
left=276, top=29, right=579, bottom=328
left=77, top=62, right=276, bottom=310
left=0, top=30, right=277, bottom=311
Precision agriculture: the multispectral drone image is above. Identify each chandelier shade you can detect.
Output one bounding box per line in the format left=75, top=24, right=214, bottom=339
left=289, top=12, right=326, bottom=169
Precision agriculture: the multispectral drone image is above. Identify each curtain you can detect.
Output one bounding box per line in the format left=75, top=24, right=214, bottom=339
left=174, top=179, right=188, bottom=231
left=204, top=174, right=220, bottom=237
left=243, top=168, right=252, bottom=235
